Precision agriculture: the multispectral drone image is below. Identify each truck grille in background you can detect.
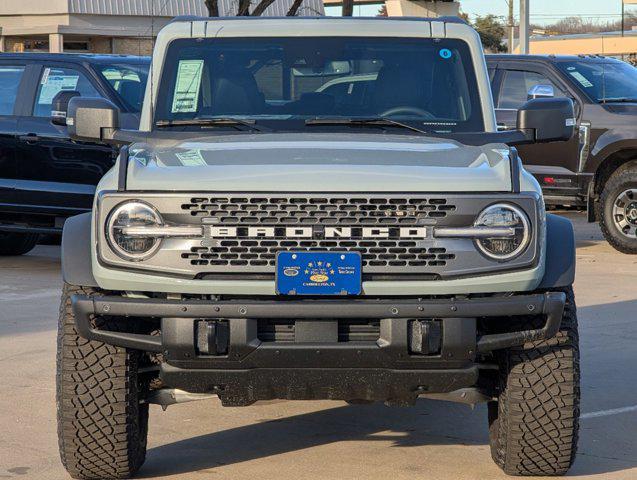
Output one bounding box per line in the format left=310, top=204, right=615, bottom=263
left=179, top=195, right=457, bottom=274
left=181, top=196, right=456, bottom=224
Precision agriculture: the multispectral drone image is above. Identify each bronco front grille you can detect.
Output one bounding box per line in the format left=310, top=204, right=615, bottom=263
left=97, top=192, right=540, bottom=280
left=177, top=195, right=458, bottom=274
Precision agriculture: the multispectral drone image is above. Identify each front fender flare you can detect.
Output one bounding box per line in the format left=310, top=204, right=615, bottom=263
left=538, top=213, right=576, bottom=289
left=61, top=213, right=98, bottom=287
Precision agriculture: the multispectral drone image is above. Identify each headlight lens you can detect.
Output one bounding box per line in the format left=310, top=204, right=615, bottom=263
left=106, top=201, right=162, bottom=260
left=474, top=204, right=531, bottom=260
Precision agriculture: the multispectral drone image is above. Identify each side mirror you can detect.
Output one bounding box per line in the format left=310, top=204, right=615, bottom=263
left=527, top=84, right=555, bottom=100
left=67, top=97, right=120, bottom=143
left=51, top=90, right=81, bottom=126
left=517, top=98, right=575, bottom=143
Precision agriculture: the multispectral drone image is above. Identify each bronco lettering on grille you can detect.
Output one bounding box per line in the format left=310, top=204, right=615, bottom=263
left=206, top=226, right=428, bottom=239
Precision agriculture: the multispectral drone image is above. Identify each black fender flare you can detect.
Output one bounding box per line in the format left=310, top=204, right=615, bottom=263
left=538, top=213, right=576, bottom=289
left=61, top=213, right=98, bottom=287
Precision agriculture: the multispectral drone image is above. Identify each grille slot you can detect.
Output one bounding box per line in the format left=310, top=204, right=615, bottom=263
left=257, top=319, right=381, bottom=343
left=182, top=196, right=456, bottom=224
left=182, top=240, right=454, bottom=268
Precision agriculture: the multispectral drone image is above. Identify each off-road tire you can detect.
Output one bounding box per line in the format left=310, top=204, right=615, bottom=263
left=57, top=283, right=149, bottom=479
left=488, top=287, right=580, bottom=476
left=0, top=232, right=38, bottom=256
left=599, top=167, right=637, bottom=254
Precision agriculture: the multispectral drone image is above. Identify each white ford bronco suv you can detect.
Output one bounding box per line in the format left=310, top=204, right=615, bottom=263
left=57, top=17, right=580, bottom=479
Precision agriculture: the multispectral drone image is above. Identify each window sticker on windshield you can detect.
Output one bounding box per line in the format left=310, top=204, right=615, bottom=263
left=38, top=70, right=80, bottom=104
left=439, top=48, right=453, bottom=59
left=171, top=60, right=204, bottom=113
left=568, top=71, right=594, bottom=88
left=176, top=149, right=206, bottom=166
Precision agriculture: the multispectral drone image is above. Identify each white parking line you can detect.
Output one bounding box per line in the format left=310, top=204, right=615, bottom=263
left=581, top=405, right=637, bottom=420
left=0, top=289, right=59, bottom=302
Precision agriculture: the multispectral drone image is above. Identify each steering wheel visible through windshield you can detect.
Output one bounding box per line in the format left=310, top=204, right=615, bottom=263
left=155, top=36, right=484, bottom=133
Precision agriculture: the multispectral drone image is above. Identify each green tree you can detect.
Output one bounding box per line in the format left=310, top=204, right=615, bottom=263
left=472, top=14, right=507, bottom=53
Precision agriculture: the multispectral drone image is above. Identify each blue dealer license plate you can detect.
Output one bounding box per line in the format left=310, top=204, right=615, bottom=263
left=276, top=251, right=362, bottom=296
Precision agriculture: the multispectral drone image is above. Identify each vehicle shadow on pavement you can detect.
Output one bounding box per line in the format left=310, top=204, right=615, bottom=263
left=140, top=401, right=488, bottom=477
left=140, top=299, right=637, bottom=478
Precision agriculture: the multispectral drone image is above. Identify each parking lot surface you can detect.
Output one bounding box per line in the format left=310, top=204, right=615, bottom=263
left=1, top=212, right=636, bottom=480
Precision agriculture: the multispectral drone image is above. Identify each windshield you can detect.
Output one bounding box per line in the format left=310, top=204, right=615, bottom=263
left=97, top=62, right=149, bottom=113
left=557, top=60, right=637, bottom=103
left=155, top=37, right=484, bottom=133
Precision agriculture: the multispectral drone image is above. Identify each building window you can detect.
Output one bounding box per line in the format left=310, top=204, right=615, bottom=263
left=63, top=41, right=91, bottom=53
left=22, top=40, right=49, bottom=52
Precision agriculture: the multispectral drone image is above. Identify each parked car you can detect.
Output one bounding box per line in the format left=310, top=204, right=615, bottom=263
left=0, top=53, right=149, bottom=255
left=58, top=17, right=580, bottom=478
left=487, top=54, right=637, bottom=253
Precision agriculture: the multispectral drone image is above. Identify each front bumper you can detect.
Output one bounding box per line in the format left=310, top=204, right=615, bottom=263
left=72, top=292, right=565, bottom=406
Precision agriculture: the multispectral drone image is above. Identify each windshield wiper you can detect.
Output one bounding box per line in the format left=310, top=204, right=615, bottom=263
left=156, top=118, right=264, bottom=131
left=306, top=117, right=429, bottom=135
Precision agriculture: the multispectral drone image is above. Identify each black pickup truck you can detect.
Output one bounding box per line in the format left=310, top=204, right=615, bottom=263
left=487, top=54, right=637, bottom=254
left=0, top=53, right=149, bottom=255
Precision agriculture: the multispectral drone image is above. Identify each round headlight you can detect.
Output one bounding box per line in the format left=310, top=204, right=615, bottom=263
left=474, top=203, right=531, bottom=261
left=106, top=201, right=162, bottom=260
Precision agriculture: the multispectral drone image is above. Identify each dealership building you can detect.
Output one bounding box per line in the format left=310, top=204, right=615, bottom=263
left=0, top=0, right=327, bottom=55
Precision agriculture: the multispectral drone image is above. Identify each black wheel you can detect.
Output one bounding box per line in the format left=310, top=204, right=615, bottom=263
left=599, top=167, right=637, bottom=254
left=57, top=283, right=149, bottom=479
left=0, top=232, right=39, bottom=256
left=488, top=287, right=580, bottom=476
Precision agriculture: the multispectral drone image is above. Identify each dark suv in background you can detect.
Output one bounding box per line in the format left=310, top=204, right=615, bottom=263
left=487, top=54, right=637, bottom=253
left=0, top=53, right=149, bottom=255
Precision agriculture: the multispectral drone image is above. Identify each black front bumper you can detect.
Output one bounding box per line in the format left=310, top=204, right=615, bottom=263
left=72, top=292, right=565, bottom=406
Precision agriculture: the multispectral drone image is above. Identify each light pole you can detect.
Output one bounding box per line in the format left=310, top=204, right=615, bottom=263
left=622, top=0, right=626, bottom=37
left=519, top=0, right=530, bottom=54
left=507, top=0, right=514, bottom=54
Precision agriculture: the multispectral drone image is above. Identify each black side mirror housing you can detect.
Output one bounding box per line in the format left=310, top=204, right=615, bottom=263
left=67, top=97, right=121, bottom=143
left=51, top=90, right=81, bottom=127
left=517, top=98, right=575, bottom=143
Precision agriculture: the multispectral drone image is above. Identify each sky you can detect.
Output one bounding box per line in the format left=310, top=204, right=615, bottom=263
left=460, top=0, right=630, bottom=25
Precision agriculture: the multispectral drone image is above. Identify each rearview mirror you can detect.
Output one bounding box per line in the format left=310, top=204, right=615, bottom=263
left=51, top=90, right=81, bottom=127
left=67, top=97, right=120, bottom=143
left=527, top=84, right=555, bottom=100
left=517, top=98, right=575, bottom=143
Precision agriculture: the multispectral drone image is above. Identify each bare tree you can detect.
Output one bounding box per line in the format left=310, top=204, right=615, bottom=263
left=204, top=0, right=219, bottom=16
left=342, top=0, right=354, bottom=17
left=252, top=0, right=278, bottom=16
left=205, top=0, right=299, bottom=17
left=237, top=0, right=251, bottom=16
left=286, top=0, right=305, bottom=16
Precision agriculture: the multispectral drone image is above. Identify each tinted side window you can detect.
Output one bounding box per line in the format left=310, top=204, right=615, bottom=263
left=0, top=66, right=26, bottom=116
left=498, top=70, right=564, bottom=109
left=33, top=66, right=101, bottom=117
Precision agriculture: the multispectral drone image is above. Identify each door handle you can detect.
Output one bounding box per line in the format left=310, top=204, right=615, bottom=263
left=18, top=134, right=40, bottom=144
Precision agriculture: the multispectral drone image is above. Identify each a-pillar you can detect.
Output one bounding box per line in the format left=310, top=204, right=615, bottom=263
left=49, top=33, right=64, bottom=53
left=385, top=0, right=460, bottom=18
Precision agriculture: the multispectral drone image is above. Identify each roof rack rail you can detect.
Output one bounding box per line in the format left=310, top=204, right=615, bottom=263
left=167, top=15, right=469, bottom=25
left=435, top=16, right=469, bottom=25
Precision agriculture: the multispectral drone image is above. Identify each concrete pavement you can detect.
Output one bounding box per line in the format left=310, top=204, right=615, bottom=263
left=1, top=212, right=636, bottom=480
